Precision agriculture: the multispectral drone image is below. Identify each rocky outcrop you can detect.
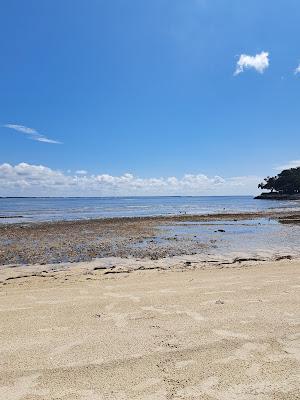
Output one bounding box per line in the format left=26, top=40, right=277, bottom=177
left=255, top=192, right=300, bottom=200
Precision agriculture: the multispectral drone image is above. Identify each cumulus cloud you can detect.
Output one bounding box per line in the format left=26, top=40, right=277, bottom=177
left=234, top=51, right=269, bottom=75
left=3, top=124, right=62, bottom=144
left=0, top=163, right=261, bottom=196
left=275, top=160, right=300, bottom=171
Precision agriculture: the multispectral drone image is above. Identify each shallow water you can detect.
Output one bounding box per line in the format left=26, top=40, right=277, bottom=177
left=1, top=196, right=300, bottom=223
left=155, top=218, right=300, bottom=260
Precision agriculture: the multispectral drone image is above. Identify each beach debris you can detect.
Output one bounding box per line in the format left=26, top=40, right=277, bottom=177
left=232, top=257, right=264, bottom=263
left=275, top=255, right=292, bottom=261
left=104, top=269, right=128, bottom=275
left=93, top=266, right=107, bottom=271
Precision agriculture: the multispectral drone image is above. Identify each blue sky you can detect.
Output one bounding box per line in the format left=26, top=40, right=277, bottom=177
left=1, top=0, right=300, bottom=196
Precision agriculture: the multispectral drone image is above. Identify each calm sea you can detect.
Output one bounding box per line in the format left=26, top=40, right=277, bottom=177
left=0, top=196, right=299, bottom=224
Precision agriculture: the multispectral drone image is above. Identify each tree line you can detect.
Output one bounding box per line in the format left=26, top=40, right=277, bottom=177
left=258, top=167, right=300, bottom=194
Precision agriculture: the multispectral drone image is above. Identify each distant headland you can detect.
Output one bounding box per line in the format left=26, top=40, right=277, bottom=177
left=255, top=166, right=300, bottom=200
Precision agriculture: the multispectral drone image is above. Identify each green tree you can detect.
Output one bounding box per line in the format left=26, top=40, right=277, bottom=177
left=258, top=167, right=300, bottom=194
left=258, top=176, right=276, bottom=192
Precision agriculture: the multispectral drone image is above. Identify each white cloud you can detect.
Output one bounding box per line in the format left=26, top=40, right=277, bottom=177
left=75, top=170, right=88, bottom=175
left=34, top=137, right=61, bottom=144
left=294, top=64, right=300, bottom=75
left=0, top=162, right=261, bottom=196
left=234, top=51, right=269, bottom=75
left=3, top=124, right=38, bottom=134
left=3, top=124, right=62, bottom=144
left=275, top=160, right=300, bottom=171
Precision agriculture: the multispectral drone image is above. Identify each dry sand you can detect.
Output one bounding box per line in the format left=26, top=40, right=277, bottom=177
left=0, top=257, right=299, bottom=399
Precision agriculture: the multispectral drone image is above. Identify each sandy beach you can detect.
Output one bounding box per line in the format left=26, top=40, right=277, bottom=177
left=1, top=254, right=300, bottom=399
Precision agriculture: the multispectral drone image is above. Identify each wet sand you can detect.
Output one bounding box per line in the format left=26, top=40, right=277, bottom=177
left=0, top=257, right=299, bottom=399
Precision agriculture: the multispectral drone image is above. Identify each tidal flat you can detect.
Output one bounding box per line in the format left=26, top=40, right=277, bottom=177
left=1, top=210, right=300, bottom=266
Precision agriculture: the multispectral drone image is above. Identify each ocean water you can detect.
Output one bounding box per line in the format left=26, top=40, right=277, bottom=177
left=0, top=196, right=300, bottom=224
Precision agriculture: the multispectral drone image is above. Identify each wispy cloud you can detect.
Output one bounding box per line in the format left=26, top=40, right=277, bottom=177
left=275, top=160, right=300, bottom=171
left=34, top=137, right=61, bottom=144
left=234, top=51, right=269, bottom=75
left=3, top=124, right=62, bottom=144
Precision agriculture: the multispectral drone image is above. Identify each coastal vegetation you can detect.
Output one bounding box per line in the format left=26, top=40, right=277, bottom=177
left=256, top=167, right=300, bottom=199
